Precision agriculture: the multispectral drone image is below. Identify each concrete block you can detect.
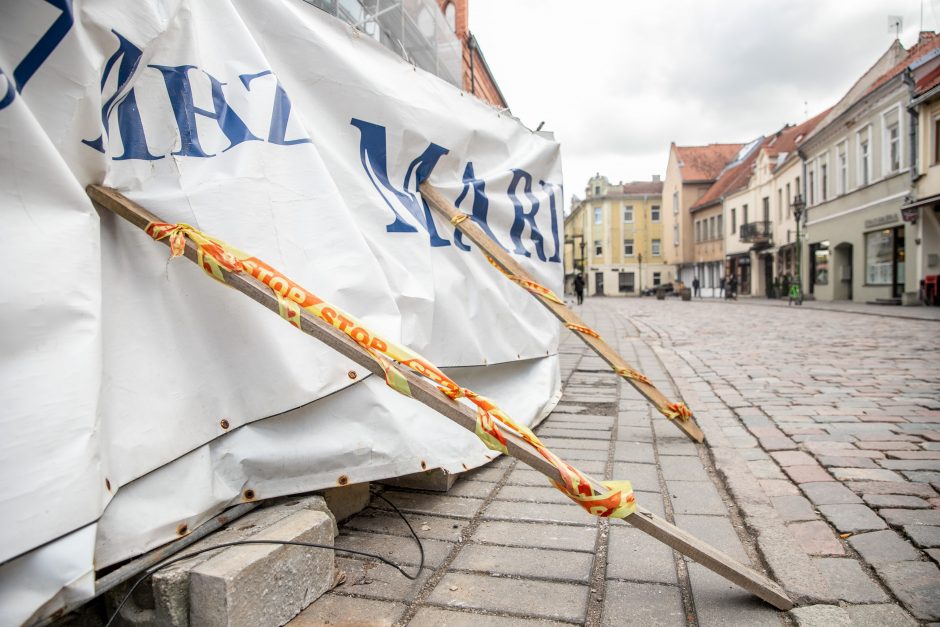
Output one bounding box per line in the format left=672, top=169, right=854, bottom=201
left=152, top=495, right=335, bottom=627
left=319, top=483, right=370, bottom=523
left=379, top=469, right=456, bottom=492
left=189, top=509, right=334, bottom=627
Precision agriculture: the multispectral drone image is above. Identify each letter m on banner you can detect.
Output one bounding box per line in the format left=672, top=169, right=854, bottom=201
left=351, top=118, right=451, bottom=247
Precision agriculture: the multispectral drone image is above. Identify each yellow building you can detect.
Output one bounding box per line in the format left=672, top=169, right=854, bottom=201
left=564, top=174, right=668, bottom=296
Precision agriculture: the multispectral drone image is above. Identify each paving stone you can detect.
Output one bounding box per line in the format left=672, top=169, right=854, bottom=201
left=606, top=526, right=678, bottom=585
left=857, top=441, right=921, bottom=450
left=409, top=607, right=570, bottom=627
left=844, top=603, right=918, bottom=627
left=784, top=465, right=834, bottom=483
left=905, top=525, right=940, bottom=548
left=482, top=500, right=599, bottom=526
left=445, top=480, right=497, bottom=499
left=495, top=484, right=574, bottom=505
left=874, top=560, right=940, bottom=621
left=747, top=459, right=788, bottom=480
left=656, top=439, right=699, bottom=456
left=602, top=581, right=684, bottom=627
left=880, top=508, right=940, bottom=527
left=613, top=441, right=656, bottom=464
left=344, top=510, right=468, bottom=543
left=771, top=495, right=818, bottom=523
left=830, top=468, right=905, bottom=482
left=373, top=492, right=484, bottom=519
left=880, top=459, right=940, bottom=471
left=787, top=521, right=845, bottom=556
left=537, top=427, right=611, bottom=440
left=616, top=426, right=655, bottom=443
left=813, top=557, right=888, bottom=603
left=846, top=481, right=937, bottom=498
left=800, top=482, right=862, bottom=505
left=817, top=455, right=881, bottom=469
left=817, top=504, right=887, bottom=533
left=539, top=436, right=609, bottom=451
left=472, top=520, right=597, bottom=552
left=666, top=480, right=727, bottom=516
left=770, top=450, right=817, bottom=466
left=789, top=604, right=852, bottom=627
left=673, top=514, right=748, bottom=563
left=862, top=493, right=931, bottom=508
left=550, top=447, right=609, bottom=461
left=290, top=595, right=404, bottom=626
left=428, top=572, right=588, bottom=622
left=760, top=479, right=801, bottom=496
left=685, top=563, right=781, bottom=627
left=611, top=462, right=662, bottom=493
left=451, top=543, right=593, bottom=582
left=335, top=530, right=451, bottom=569
left=658, top=454, right=706, bottom=481
left=847, top=530, right=921, bottom=563
left=928, top=548, right=940, bottom=563
left=902, top=470, right=940, bottom=484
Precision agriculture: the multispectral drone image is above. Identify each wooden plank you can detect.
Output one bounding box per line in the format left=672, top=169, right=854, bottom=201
left=420, top=182, right=705, bottom=443
left=86, top=185, right=792, bottom=611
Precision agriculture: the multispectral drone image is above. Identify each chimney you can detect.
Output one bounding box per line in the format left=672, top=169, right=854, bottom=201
left=652, top=175, right=661, bottom=182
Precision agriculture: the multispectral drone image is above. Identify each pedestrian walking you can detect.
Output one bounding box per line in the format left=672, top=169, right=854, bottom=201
left=574, top=273, right=585, bottom=305
left=692, top=277, right=700, bottom=298
left=719, top=277, right=725, bottom=299
left=728, top=275, right=738, bottom=300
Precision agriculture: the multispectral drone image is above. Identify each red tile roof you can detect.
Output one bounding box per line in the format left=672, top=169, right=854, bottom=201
left=915, top=62, right=940, bottom=94
left=690, top=142, right=763, bottom=212
left=674, top=143, right=744, bottom=182
left=867, top=32, right=940, bottom=96
left=622, top=180, right=664, bottom=194
left=764, top=109, right=830, bottom=163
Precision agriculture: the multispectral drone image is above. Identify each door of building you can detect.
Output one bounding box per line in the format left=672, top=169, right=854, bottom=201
left=595, top=271, right=604, bottom=296
left=763, top=254, right=774, bottom=298
left=892, top=226, right=905, bottom=298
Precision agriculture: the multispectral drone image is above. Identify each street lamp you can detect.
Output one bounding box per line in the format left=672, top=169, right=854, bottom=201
left=790, top=193, right=806, bottom=306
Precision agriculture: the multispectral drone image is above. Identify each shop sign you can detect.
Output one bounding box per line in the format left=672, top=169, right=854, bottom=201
left=864, top=214, right=899, bottom=229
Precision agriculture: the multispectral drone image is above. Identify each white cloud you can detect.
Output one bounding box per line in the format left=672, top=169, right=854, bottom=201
left=470, top=0, right=935, bottom=196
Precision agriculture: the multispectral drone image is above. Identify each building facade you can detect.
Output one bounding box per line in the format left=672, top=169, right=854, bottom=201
left=799, top=34, right=940, bottom=303
left=565, top=175, right=668, bottom=296
left=662, top=143, right=744, bottom=288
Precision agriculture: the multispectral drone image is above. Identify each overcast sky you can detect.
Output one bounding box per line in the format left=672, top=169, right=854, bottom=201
left=470, top=0, right=937, bottom=205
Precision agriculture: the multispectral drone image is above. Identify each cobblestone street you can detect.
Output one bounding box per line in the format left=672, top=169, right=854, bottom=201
left=293, top=298, right=940, bottom=626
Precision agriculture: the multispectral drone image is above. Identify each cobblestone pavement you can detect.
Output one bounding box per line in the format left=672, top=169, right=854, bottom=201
left=293, top=298, right=940, bottom=626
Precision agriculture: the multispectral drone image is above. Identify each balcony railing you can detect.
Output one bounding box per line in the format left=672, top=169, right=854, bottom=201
left=739, top=221, right=773, bottom=245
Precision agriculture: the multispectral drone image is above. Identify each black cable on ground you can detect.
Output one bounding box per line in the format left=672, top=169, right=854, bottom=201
left=105, top=492, right=424, bottom=627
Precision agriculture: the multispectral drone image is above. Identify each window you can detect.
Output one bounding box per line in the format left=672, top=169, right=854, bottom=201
left=709, top=216, right=715, bottom=240
left=623, top=205, right=634, bottom=223
left=865, top=229, right=895, bottom=285
left=777, top=189, right=783, bottom=221
left=594, top=186, right=601, bottom=196
left=742, top=204, right=748, bottom=227
left=651, top=239, right=661, bottom=256
left=672, top=191, right=679, bottom=214
left=653, top=271, right=662, bottom=286
left=594, top=239, right=602, bottom=256
left=820, top=160, right=828, bottom=201
left=837, top=143, right=847, bottom=194
left=811, top=242, right=830, bottom=286
left=695, top=221, right=701, bottom=242
left=717, top=214, right=723, bottom=237
left=887, top=123, right=900, bottom=172
left=934, top=116, right=940, bottom=164
left=651, top=205, right=661, bottom=222
left=624, top=239, right=634, bottom=255
left=731, top=208, right=737, bottom=234
left=594, top=207, right=602, bottom=224
left=619, top=272, right=635, bottom=293
left=858, top=127, right=871, bottom=186
left=786, top=182, right=791, bottom=207
left=762, top=196, right=770, bottom=223
left=808, top=169, right=815, bottom=204
left=795, top=176, right=800, bottom=198
left=673, top=224, right=679, bottom=246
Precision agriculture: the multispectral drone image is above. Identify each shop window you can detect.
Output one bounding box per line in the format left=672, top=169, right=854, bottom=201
left=811, top=242, right=830, bottom=286
left=653, top=271, right=662, bottom=286
left=865, top=229, right=895, bottom=285
left=619, top=272, right=635, bottom=293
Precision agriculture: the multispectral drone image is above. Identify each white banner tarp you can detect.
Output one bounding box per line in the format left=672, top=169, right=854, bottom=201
left=0, top=1, right=563, bottom=623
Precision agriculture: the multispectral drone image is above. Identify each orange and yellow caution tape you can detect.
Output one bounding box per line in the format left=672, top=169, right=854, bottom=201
left=145, top=221, right=636, bottom=520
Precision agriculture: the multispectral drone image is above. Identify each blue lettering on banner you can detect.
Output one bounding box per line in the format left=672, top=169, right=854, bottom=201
left=1, top=0, right=74, bottom=111
left=453, top=162, right=507, bottom=252
left=240, top=71, right=311, bottom=146
left=351, top=119, right=560, bottom=263
left=508, top=168, right=548, bottom=261
left=351, top=118, right=451, bottom=247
